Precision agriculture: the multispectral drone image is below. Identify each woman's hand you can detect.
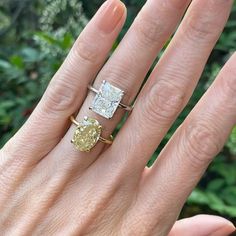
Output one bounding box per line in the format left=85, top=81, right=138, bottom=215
left=1, top=0, right=236, bottom=235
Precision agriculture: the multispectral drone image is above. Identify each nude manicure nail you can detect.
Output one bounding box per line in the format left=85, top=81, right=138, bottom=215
left=98, top=0, right=125, bottom=34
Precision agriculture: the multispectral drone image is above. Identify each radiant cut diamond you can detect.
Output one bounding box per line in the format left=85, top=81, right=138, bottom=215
left=91, top=81, right=124, bottom=119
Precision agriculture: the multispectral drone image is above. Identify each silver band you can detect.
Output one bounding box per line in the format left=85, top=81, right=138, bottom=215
left=88, top=84, right=133, bottom=112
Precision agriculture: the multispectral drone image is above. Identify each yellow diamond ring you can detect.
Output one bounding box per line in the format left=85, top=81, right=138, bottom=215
left=70, top=116, right=113, bottom=152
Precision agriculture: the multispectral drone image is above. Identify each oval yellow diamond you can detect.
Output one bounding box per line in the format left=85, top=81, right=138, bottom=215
left=71, top=117, right=102, bottom=152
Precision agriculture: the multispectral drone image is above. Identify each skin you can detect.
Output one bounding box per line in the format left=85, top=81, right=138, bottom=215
left=0, top=0, right=236, bottom=235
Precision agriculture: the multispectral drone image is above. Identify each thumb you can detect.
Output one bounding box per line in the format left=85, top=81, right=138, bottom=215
left=168, top=214, right=235, bottom=236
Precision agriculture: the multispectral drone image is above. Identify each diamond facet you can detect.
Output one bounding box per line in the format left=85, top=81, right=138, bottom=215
left=90, top=81, right=124, bottom=119
left=71, top=117, right=102, bottom=152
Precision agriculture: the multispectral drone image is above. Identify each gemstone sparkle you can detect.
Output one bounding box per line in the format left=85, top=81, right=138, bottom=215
left=71, top=117, right=102, bottom=152
left=90, top=81, right=124, bottom=119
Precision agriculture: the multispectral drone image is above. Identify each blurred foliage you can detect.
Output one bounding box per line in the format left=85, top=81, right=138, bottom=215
left=0, top=0, right=236, bottom=222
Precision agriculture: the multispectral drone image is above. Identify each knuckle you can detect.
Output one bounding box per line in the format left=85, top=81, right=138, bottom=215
left=151, top=213, right=174, bottom=236
left=183, top=121, right=222, bottom=168
left=3, top=137, right=24, bottom=159
left=123, top=218, right=150, bottom=235
left=98, top=66, right=135, bottom=100
left=134, top=12, right=165, bottom=44
left=182, top=14, right=217, bottom=43
left=44, top=78, right=76, bottom=112
left=141, top=81, right=184, bottom=126
left=73, top=36, right=100, bottom=64
left=122, top=211, right=168, bottom=236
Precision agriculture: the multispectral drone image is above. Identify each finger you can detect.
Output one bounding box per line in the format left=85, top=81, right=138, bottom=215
left=168, top=215, right=235, bottom=236
left=3, top=0, right=126, bottom=163
left=0, top=0, right=126, bottom=209
left=50, top=0, right=190, bottom=168
left=133, top=52, right=236, bottom=235
left=106, top=0, right=232, bottom=175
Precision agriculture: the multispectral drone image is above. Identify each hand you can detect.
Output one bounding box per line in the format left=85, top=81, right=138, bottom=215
left=1, top=0, right=236, bottom=235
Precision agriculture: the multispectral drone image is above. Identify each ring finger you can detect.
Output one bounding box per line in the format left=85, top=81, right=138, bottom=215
left=105, top=0, right=232, bottom=177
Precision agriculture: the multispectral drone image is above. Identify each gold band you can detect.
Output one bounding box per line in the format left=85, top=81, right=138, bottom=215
left=99, top=135, right=113, bottom=145
left=70, top=116, right=80, bottom=126
left=70, top=116, right=113, bottom=151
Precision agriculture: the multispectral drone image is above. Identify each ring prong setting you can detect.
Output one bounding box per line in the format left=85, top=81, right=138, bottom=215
left=89, top=80, right=125, bottom=119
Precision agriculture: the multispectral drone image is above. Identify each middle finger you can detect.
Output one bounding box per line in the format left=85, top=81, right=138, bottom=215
left=51, top=0, right=190, bottom=166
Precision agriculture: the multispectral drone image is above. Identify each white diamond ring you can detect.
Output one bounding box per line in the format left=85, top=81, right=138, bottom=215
left=88, top=80, right=133, bottom=119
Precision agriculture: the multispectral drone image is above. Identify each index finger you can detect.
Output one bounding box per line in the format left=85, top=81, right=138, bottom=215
left=4, top=0, right=126, bottom=163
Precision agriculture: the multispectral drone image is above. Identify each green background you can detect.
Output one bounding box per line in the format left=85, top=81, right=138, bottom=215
left=1, top=0, right=236, bottom=223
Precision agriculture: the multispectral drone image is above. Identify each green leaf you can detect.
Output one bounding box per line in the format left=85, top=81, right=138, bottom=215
left=0, top=115, right=11, bottom=125
left=221, top=186, right=236, bottom=205
left=188, top=189, right=209, bottom=205
left=0, top=59, right=11, bottom=69
left=21, top=47, right=40, bottom=63
left=61, top=33, right=73, bottom=49
left=10, top=55, right=24, bottom=68
left=206, top=192, right=224, bottom=206
left=207, top=179, right=225, bottom=192
left=210, top=163, right=236, bottom=185
left=188, top=189, right=236, bottom=217
left=34, top=32, right=58, bottom=45
left=0, top=100, right=15, bottom=109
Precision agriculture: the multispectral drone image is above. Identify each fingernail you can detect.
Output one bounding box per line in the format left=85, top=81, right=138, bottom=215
left=212, top=224, right=236, bottom=236
left=97, top=0, right=125, bottom=34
